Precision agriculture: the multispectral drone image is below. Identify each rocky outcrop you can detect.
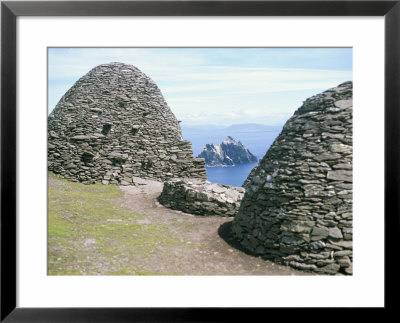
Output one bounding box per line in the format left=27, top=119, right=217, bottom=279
left=48, top=62, right=206, bottom=184
left=197, top=136, right=258, bottom=166
left=158, top=179, right=245, bottom=217
left=231, top=82, right=353, bottom=275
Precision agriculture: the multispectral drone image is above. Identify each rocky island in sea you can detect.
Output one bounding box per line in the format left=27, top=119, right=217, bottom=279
left=197, top=136, right=258, bottom=166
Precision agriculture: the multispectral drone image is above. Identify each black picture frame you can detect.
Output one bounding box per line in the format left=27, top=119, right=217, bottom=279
left=1, top=0, right=399, bottom=321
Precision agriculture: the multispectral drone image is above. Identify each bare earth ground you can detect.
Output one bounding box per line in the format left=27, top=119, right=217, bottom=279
left=48, top=174, right=309, bottom=275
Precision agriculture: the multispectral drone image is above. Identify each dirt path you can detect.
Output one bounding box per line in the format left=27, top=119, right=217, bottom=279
left=48, top=174, right=309, bottom=275
left=118, top=182, right=308, bottom=275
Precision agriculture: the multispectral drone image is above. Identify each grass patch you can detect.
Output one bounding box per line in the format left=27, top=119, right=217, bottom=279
left=48, top=173, right=185, bottom=275
left=107, top=269, right=176, bottom=276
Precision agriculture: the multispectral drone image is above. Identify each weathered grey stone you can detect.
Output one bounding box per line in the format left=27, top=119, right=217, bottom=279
left=48, top=62, right=206, bottom=184
left=231, top=81, right=353, bottom=275
left=310, top=241, right=326, bottom=250
left=328, top=239, right=352, bottom=249
left=344, top=264, right=353, bottom=275
left=289, top=261, right=317, bottom=271
left=311, top=226, right=330, bottom=237
left=322, top=132, right=345, bottom=140
left=336, top=256, right=351, bottom=268
left=334, top=99, right=352, bottom=109
left=71, top=135, right=90, bottom=141
left=313, top=153, right=342, bottom=161
left=158, top=178, right=244, bottom=217
left=280, top=244, right=300, bottom=254
left=281, top=235, right=305, bottom=245
left=327, top=170, right=352, bottom=182
left=282, top=254, right=303, bottom=262
left=332, top=163, right=352, bottom=170
left=329, top=227, right=343, bottom=239
left=334, top=250, right=352, bottom=257
left=325, top=243, right=343, bottom=251
left=280, top=221, right=314, bottom=233
left=330, top=143, right=352, bottom=154
left=309, top=252, right=330, bottom=259
left=315, top=263, right=341, bottom=275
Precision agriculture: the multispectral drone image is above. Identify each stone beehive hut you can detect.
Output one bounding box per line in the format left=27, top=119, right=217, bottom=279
left=48, top=62, right=206, bottom=184
left=231, top=82, right=353, bottom=275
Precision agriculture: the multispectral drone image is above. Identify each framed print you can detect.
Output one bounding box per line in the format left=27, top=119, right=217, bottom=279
left=1, top=0, right=399, bottom=321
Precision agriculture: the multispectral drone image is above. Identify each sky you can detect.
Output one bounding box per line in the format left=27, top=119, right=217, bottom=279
left=48, top=47, right=352, bottom=126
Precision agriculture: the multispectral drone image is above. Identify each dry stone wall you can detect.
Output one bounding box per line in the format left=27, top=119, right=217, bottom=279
left=231, top=82, right=353, bottom=275
left=158, top=179, right=245, bottom=217
left=48, top=63, right=206, bottom=184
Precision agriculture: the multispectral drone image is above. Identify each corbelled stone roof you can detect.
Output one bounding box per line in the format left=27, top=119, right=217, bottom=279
left=48, top=62, right=206, bottom=184
left=231, top=81, right=353, bottom=275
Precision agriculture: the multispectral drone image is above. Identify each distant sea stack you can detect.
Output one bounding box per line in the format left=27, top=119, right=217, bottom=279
left=197, top=136, right=258, bottom=166
left=231, top=82, right=353, bottom=275
left=48, top=62, right=206, bottom=184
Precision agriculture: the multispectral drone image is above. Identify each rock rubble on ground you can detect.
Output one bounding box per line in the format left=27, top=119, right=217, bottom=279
left=158, top=178, right=245, bottom=217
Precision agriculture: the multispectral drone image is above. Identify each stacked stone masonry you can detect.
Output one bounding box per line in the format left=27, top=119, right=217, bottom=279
left=158, top=179, right=245, bottom=217
left=48, top=63, right=206, bottom=184
left=231, top=82, right=353, bottom=275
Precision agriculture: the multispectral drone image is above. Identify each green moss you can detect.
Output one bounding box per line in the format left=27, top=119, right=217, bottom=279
left=107, top=269, right=176, bottom=276
left=135, top=270, right=176, bottom=276
left=48, top=172, right=186, bottom=276
left=49, top=268, right=83, bottom=275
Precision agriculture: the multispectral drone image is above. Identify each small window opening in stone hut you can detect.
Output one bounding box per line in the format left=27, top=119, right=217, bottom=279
left=131, top=125, right=140, bottom=135
left=102, top=124, right=112, bottom=135
left=81, top=151, right=94, bottom=163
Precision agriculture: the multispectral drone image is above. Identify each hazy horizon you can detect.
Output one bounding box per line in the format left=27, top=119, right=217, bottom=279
left=180, top=122, right=285, bottom=128
left=48, top=47, right=352, bottom=126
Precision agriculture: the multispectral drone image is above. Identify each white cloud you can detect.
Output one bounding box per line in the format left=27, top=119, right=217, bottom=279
left=177, top=109, right=292, bottom=126
left=158, top=67, right=351, bottom=95
left=48, top=48, right=352, bottom=125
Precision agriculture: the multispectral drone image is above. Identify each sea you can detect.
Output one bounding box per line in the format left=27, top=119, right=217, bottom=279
left=181, top=123, right=282, bottom=187
left=206, top=162, right=258, bottom=187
